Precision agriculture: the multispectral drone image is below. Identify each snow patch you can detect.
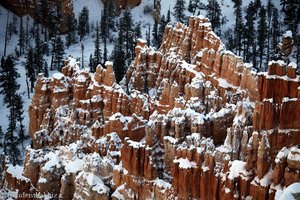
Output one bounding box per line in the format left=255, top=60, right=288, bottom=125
left=173, top=158, right=197, bottom=169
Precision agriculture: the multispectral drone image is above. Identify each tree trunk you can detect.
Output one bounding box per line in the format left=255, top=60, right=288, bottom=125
left=4, top=12, right=10, bottom=57
left=26, top=76, right=30, bottom=99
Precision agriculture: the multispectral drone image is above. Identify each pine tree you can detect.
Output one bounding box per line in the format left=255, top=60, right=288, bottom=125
left=188, top=0, right=196, bottom=13
left=0, top=126, right=3, bottom=148
left=244, top=1, right=256, bottom=64
left=107, top=0, right=116, bottom=30
left=103, top=41, right=108, bottom=65
left=120, top=9, right=135, bottom=63
left=152, top=20, right=159, bottom=48
left=66, top=15, right=77, bottom=47
left=233, top=0, right=243, bottom=56
left=18, top=17, right=25, bottom=56
left=271, top=7, right=280, bottom=51
left=78, top=6, right=90, bottom=41
left=101, top=4, right=108, bottom=42
left=43, top=61, right=49, bottom=77
left=0, top=56, right=24, bottom=165
left=89, top=54, right=94, bottom=72
left=4, top=110, right=21, bottom=165
left=48, top=5, right=60, bottom=39
left=146, top=24, right=151, bottom=46
left=25, top=48, right=36, bottom=93
left=173, top=0, right=186, bottom=23
left=257, top=6, right=267, bottom=70
left=283, top=0, right=299, bottom=33
left=113, top=20, right=126, bottom=83
left=266, top=0, right=274, bottom=63
left=153, top=0, right=161, bottom=23
left=157, top=15, right=167, bottom=48
left=167, top=8, right=171, bottom=23
left=15, top=94, right=26, bottom=148
left=0, top=55, right=20, bottom=108
left=81, top=44, right=85, bottom=68
left=34, top=26, right=44, bottom=74
left=134, top=23, right=142, bottom=40
left=92, top=22, right=102, bottom=72
left=4, top=11, right=10, bottom=57
left=206, top=0, right=222, bottom=34
left=52, top=36, right=65, bottom=70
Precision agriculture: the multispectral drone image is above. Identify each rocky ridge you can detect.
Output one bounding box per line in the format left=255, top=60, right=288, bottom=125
left=1, top=16, right=300, bottom=199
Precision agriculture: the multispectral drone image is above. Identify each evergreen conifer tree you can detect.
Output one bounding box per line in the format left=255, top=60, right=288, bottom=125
left=0, top=55, right=20, bottom=108
left=173, top=0, right=186, bottom=23
left=244, top=1, right=256, bottom=64
left=78, top=6, right=90, bottom=40
left=157, top=15, right=167, bottom=48
left=4, top=110, right=21, bottom=165
left=113, top=28, right=126, bottom=83
left=152, top=20, right=159, bottom=48
left=283, top=0, right=299, bottom=33
left=107, top=0, right=116, bottom=30
left=146, top=24, right=151, bottom=46
left=188, top=0, right=196, bottom=13
left=120, top=9, right=135, bottom=63
left=43, top=61, right=49, bottom=77
left=15, top=94, right=26, bottom=148
left=25, top=48, right=36, bottom=93
left=271, top=8, right=280, bottom=50
left=34, top=26, right=44, bottom=74
left=206, top=0, right=222, bottom=34
left=134, top=23, right=142, bottom=40
left=89, top=54, right=94, bottom=72
left=257, top=6, right=267, bottom=70
left=103, top=41, right=108, bottom=66
left=18, top=17, right=25, bottom=56
left=101, top=4, right=108, bottom=42
left=92, top=22, right=102, bottom=72
left=167, top=8, right=171, bottom=23
left=52, top=36, right=65, bottom=70
left=0, top=126, right=3, bottom=148
left=233, top=0, right=243, bottom=56
left=66, top=15, right=77, bottom=47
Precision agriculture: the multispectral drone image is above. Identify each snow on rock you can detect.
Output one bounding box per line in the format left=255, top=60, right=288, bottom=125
left=275, top=147, right=290, bottom=163
left=283, top=30, right=293, bottom=38
left=275, top=182, right=300, bottom=200
left=228, top=160, right=247, bottom=180
left=153, top=178, right=172, bottom=190
left=287, top=147, right=300, bottom=163
left=42, top=152, right=61, bottom=171
left=76, top=74, right=87, bottom=82
left=6, top=165, right=29, bottom=181
left=288, top=62, right=297, bottom=69
left=173, top=158, right=197, bottom=169
left=53, top=72, right=65, bottom=80
left=217, top=78, right=238, bottom=89
left=65, top=158, right=84, bottom=174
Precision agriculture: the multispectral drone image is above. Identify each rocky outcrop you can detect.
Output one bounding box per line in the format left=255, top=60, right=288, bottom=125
left=2, top=16, right=300, bottom=200
left=0, top=0, right=74, bottom=33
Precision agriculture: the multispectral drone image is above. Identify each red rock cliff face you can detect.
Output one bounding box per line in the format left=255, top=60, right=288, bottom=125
left=2, top=16, right=300, bottom=199
left=1, top=0, right=141, bottom=32
left=0, top=0, right=74, bottom=33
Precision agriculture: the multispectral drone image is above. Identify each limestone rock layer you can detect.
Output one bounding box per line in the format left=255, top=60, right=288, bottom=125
left=1, top=16, right=300, bottom=200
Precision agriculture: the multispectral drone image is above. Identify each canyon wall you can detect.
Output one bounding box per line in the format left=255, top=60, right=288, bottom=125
left=0, top=0, right=141, bottom=32
left=1, top=16, right=300, bottom=199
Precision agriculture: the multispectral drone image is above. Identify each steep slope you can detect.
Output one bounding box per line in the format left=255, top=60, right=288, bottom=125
left=1, top=16, right=300, bottom=200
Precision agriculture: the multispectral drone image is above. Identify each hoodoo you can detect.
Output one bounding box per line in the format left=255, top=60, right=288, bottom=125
left=1, top=16, right=300, bottom=199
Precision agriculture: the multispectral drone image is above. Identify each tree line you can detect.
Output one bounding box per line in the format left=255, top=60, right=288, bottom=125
left=173, top=0, right=300, bottom=71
